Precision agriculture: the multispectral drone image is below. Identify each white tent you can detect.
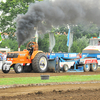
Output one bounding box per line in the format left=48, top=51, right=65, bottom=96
left=0, top=48, right=10, bottom=53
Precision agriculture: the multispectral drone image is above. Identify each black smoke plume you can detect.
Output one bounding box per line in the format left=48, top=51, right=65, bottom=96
left=16, top=0, right=100, bottom=46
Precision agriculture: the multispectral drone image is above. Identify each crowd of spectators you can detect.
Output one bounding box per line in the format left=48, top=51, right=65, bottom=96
left=0, top=51, right=7, bottom=61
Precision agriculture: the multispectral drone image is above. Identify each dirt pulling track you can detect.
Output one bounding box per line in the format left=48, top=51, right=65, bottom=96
left=0, top=69, right=100, bottom=100
left=1, top=68, right=100, bottom=78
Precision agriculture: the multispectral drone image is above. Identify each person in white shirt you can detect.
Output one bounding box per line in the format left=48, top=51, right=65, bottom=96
left=3, top=52, right=7, bottom=61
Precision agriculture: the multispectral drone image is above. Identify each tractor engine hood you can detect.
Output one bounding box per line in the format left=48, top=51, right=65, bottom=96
left=7, top=50, right=29, bottom=58
left=82, top=46, right=100, bottom=54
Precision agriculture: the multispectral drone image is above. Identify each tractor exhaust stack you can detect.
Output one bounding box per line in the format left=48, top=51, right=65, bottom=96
left=18, top=46, right=20, bottom=51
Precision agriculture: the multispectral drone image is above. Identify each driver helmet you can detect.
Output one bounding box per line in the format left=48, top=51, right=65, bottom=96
left=30, top=44, right=33, bottom=47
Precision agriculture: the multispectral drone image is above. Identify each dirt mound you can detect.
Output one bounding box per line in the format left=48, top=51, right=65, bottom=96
left=0, top=83, right=100, bottom=100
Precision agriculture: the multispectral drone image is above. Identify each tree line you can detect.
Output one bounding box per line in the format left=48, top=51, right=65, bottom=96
left=0, top=24, right=100, bottom=53
left=0, top=0, right=100, bottom=53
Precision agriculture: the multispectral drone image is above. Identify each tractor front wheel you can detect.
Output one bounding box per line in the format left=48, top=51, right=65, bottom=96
left=2, top=63, right=10, bottom=73
left=32, top=53, right=48, bottom=73
left=14, top=63, right=23, bottom=73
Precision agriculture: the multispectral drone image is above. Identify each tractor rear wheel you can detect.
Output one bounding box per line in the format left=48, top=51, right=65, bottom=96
left=14, top=63, right=23, bottom=73
left=90, top=63, right=98, bottom=72
left=32, top=53, right=48, bottom=73
left=84, top=64, right=90, bottom=72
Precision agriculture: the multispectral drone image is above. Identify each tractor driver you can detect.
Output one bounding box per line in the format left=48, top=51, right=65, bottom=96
left=28, top=44, right=34, bottom=55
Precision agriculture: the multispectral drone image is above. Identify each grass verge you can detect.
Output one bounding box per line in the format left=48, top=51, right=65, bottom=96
left=0, top=75, right=100, bottom=85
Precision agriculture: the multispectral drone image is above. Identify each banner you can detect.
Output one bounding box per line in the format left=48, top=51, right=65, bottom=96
left=67, top=28, right=70, bottom=47
left=67, top=28, right=73, bottom=52
left=49, top=33, right=55, bottom=53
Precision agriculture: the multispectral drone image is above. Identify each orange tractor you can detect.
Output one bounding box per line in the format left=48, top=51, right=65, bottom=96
left=2, top=42, right=48, bottom=73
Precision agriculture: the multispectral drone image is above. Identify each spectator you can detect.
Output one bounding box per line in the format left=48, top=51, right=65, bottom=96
left=98, top=41, right=100, bottom=46
left=58, top=51, right=62, bottom=53
left=3, top=52, right=7, bottom=61
left=77, top=53, right=82, bottom=58
left=47, top=52, right=50, bottom=59
left=0, top=51, right=3, bottom=61
left=45, top=52, right=48, bottom=55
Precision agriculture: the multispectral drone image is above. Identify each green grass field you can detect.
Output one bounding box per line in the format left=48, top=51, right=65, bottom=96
left=0, top=75, right=100, bottom=85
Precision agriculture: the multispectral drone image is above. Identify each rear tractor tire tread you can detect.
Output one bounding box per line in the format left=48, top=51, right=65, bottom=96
left=90, top=63, right=98, bottom=72
left=84, top=64, right=90, bottom=72
left=32, top=53, right=48, bottom=73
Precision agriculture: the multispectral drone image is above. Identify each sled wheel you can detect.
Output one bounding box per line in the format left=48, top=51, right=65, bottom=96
left=32, top=53, right=48, bottom=73
left=90, top=63, right=98, bottom=72
left=84, top=64, right=90, bottom=72
left=14, top=63, right=23, bottom=73
left=63, top=64, right=68, bottom=72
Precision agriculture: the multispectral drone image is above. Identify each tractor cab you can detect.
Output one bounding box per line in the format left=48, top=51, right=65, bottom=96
left=89, top=37, right=100, bottom=46
left=26, top=42, right=38, bottom=55
left=82, top=37, right=100, bottom=54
